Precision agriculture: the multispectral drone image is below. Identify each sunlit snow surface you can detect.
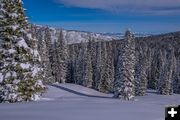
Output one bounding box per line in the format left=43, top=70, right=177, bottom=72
left=0, top=83, right=179, bottom=120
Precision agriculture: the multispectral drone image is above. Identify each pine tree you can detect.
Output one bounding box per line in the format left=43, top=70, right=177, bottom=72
left=158, top=45, right=175, bottom=95
left=52, top=40, right=58, bottom=83
left=83, top=40, right=93, bottom=88
left=94, top=42, right=103, bottom=90
left=90, top=38, right=96, bottom=88
left=100, top=42, right=115, bottom=93
left=114, top=52, right=123, bottom=96
left=146, top=47, right=154, bottom=89
left=35, top=27, right=50, bottom=83
left=72, top=45, right=77, bottom=83
left=44, top=28, right=55, bottom=83
left=135, top=44, right=148, bottom=96
left=173, top=48, right=180, bottom=94
left=99, top=42, right=107, bottom=92
left=66, top=44, right=75, bottom=83
left=73, top=44, right=80, bottom=84
left=54, top=30, right=67, bottom=83
left=106, top=42, right=115, bottom=92
left=0, top=0, right=45, bottom=102
left=148, top=48, right=160, bottom=90
left=75, top=42, right=86, bottom=85
left=114, top=30, right=135, bottom=100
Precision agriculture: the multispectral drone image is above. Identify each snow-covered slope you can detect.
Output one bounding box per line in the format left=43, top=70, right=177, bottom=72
left=42, top=83, right=112, bottom=100
left=0, top=83, right=179, bottom=120
left=64, top=30, right=116, bottom=44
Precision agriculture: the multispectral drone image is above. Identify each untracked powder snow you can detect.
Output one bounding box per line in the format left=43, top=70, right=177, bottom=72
left=0, top=83, right=179, bottom=120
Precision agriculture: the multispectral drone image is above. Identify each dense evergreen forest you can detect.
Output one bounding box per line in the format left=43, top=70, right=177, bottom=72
left=35, top=26, right=180, bottom=98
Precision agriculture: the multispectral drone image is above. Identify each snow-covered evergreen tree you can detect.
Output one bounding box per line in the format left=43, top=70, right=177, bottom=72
left=135, top=44, right=148, bottom=96
left=90, top=38, right=97, bottom=88
left=99, top=42, right=107, bottom=92
left=74, top=42, right=85, bottom=85
left=146, top=47, right=154, bottom=89
left=106, top=42, right=115, bottom=92
left=35, top=27, right=47, bottom=83
left=52, top=40, right=58, bottom=83
left=114, top=30, right=135, bottom=100
left=158, top=45, right=175, bottom=95
left=114, top=52, right=123, bottom=96
left=83, top=40, right=93, bottom=88
left=0, top=0, right=45, bottom=102
left=54, top=30, right=67, bottom=83
left=73, top=45, right=80, bottom=84
left=148, top=48, right=160, bottom=90
left=100, top=42, right=115, bottom=93
left=66, top=44, right=75, bottom=83
left=44, top=28, right=55, bottom=83
left=173, top=48, right=180, bottom=94
left=94, top=42, right=103, bottom=90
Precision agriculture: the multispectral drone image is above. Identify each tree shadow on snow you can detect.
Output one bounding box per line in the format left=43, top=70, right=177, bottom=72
left=50, top=84, right=114, bottom=99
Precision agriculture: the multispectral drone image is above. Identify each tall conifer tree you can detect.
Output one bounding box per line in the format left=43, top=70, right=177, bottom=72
left=0, top=0, right=45, bottom=102
left=158, top=45, right=175, bottom=95
left=114, top=30, right=135, bottom=100
left=56, top=30, right=68, bottom=83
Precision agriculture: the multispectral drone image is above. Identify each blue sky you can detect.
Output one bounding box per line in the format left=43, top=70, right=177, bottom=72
left=23, top=0, right=180, bottom=34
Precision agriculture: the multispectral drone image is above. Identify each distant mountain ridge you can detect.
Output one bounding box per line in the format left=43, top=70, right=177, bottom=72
left=101, top=32, right=152, bottom=38
left=34, top=25, right=152, bottom=44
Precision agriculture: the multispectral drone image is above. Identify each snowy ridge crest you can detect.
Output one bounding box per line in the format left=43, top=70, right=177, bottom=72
left=34, top=25, right=150, bottom=44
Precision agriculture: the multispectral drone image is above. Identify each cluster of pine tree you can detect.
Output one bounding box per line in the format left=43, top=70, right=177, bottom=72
left=33, top=25, right=180, bottom=100
left=65, top=30, right=180, bottom=99
left=67, top=38, right=115, bottom=93
left=34, top=27, right=68, bottom=84
left=0, top=0, right=45, bottom=103
left=135, top=37, right=180, bottom=95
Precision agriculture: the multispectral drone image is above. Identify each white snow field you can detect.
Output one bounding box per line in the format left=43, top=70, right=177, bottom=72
left=0, top=83, right=180, bottom=120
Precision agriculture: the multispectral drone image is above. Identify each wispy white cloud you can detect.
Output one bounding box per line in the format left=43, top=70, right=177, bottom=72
left=55, top=0, right=180, bottom=15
